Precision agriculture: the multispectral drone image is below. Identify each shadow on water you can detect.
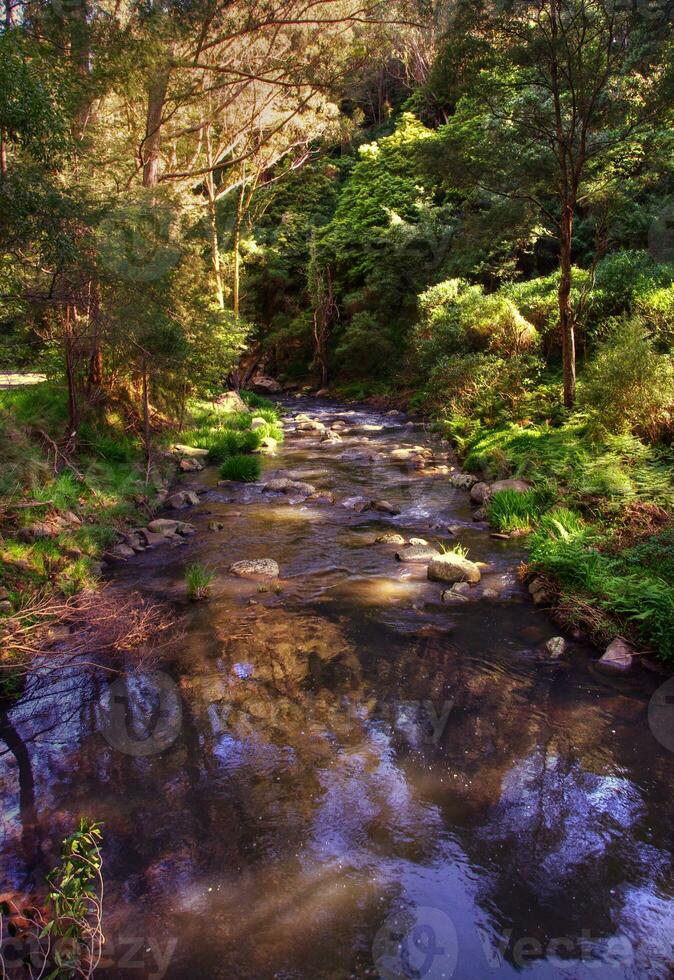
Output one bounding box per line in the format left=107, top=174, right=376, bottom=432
left=1, top=398, right=672, bottom=979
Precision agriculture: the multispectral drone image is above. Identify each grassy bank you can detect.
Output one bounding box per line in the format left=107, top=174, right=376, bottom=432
left=446, top=413, right=674, bottom=664
left=0, top=383, right=283, bottom=696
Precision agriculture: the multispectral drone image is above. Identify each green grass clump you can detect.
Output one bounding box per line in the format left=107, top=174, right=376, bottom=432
left=207, top=429, right=261, bottom=463
left=487, top=489, right=540, bottom=533
left=240, top=390, right=276, bottom=410
left=185, top=562, right=214, bottom=600
left=438, top=542, right=469, bottom=559
left=219, top=454, right=261, bottom=482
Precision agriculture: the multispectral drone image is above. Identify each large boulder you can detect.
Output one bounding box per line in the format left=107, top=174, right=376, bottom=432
left=147, top=518, right=195, bottom=537
left=229, top=559, right=280, bottom=579
left=250, top=374, right=282, bottom=394
left=178, top=458, right=204, bottom=473
left=427, top=553, right=481, bottom=584
left=470, top=482, right=491, bottom=504
left=216, top=390, right=248, bottom=413
left=250, top=417, right=267, bottom=430
left=491, top=478, right=531, bottom=495
left=372, top=499, right=400, bottom=515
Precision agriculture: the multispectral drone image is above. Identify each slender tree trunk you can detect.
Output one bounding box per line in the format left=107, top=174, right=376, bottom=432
left=64, top=304, right=80, bottom=434
left=0, top=131, right=7, bottom=176
left=141, top=357, right=152, bottom=476
left=87, top=279, right=104, bottom=394
left=559, top=201, right=576, bottom=408
left=205, top=124, right=225, bottom=308
left=143, top=66, right=171, bottom=188
left=232, top=174, right=246, bottom=317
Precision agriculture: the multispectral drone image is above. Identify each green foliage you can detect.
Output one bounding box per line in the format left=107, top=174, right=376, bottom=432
left=219, top=454, right=261, bottom=482
left=185, top=562, right=214, bottom=600
left=240, top=390, right=276, bottom=411
left=580, top=319, right=674, bottom=440
left=424, top=352, right=542, bottom=424
left=530, top=514, right=674, bottom=661
left=437, top=541, right=469, bottom=558
left=207, top=429, right=261, bottom=463
left=487, top=489, right=540, bottom=533
left=43, top=819, right=104, bottom=977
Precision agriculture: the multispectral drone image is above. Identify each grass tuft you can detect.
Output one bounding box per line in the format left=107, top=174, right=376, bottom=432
left=219, top=454, right=261, bottom=482
left=185, top=562, right=214, bottom=600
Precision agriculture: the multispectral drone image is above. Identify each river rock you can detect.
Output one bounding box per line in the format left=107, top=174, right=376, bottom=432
left=409, top=537, right=429, bottom=546
left=372, top=499, right=400, bottom=516
left=18, top=522, right=58, bottom=542
left=296, top=419, right=326, bottom=434
left=167, top=490, right=200, bottom=509
left=473, top=508, right=487, bottom=521
left=315, top=388, right=330, bottom=397
left=250, top=374, right=282, bottom=394
left=376, top=532, right=406, bottom=545
left=172, top=444, right=208, bottom=458
left=179, top=457, right=204, bottom=473
left=342, top=496, right=372, bottom=512
left=396, top=545, right=439, bottom=563
left=216, top=390, right=248, bottom=412
left=208, top=521, right=225, bottom=531
left=307, top=490, right=336, bottom=505
left=147, top=518, right=194, bottom=536
left=428, top=553, right=481, bottom=584
left=110, top=543, right=135, bottom=560
left=598, top=638, right=634, bottom=673
left=491, top=478, right=531, bottom=495
left=331, top=421, right=347, bottom=431
left=545, top=636, right=567, bottom=658
left=250, top=417, right=267, bottom=429
left=264, top=478, right=316, bottom=496
left=137, top=529, right=168, bottom=547
left=450, top=472, right=479, bottom=490
left=470, top=482, right=491, bottom=504
left=229, top=559, right=280, bottom=579
left=321, top=430, right=342, bottom=443
left=257, top=436, right=278, bottom=453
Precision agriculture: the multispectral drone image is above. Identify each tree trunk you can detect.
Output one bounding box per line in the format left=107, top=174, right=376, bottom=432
left=143, top=66, right=171, bottom=188
left=559, top=202, right=576, bottom=408
left=232, top=175, right=246, bottom=317
left=205, top=124, right=225, bottom=308
left=142, top=357, right=151, bottom=473
left=87, top=279, right=104, bottom=395
left=64, top=304, right=80, bottom=434
left=0, top=131, right=7, bottom=176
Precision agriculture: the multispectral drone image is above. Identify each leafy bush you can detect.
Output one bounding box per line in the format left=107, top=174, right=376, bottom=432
left=580, top=318, right=674, bottom=440
left=425, top=352, right=542, bottom=423
left=219, top=454, right=261, bottom=482
left=487, top=489, right=540, bottom=532
left=241, top=390, right=276, bottom=411
left=414, top=279, right=538, bottom=371
left=334, top=312, right=397, bottom=377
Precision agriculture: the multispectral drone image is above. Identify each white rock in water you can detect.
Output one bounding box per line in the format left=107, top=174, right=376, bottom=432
left=229, top=559, right=280, bottom=579
left=598, top=638, right=634, bottom=673
left=545, top=636, right=567, bottom=658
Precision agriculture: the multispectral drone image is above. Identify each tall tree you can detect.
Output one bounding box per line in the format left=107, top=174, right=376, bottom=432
left=440, top=0, right=674, bottom=406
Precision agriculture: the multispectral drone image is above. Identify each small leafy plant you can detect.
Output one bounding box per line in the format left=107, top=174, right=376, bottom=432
left=438, top=541, right=469, bottom=559
left=185, top=562, right=214, bottom=600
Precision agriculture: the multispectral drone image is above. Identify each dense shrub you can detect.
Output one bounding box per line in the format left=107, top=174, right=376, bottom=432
left=580, top=319, right=674, bottom=440
left=335, top=312, right=397, bottom=376
left=425, top=352, right=542, bottom=423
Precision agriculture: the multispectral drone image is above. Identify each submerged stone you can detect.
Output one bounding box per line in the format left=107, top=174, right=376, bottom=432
left=229, top=559, right=280, bottom=579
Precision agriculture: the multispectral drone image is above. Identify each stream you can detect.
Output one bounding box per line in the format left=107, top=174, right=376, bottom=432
left=1, top=398, right=673, bottom=979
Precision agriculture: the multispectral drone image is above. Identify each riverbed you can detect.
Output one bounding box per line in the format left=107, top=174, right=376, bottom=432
left=1, top=398, right=672, bottom=979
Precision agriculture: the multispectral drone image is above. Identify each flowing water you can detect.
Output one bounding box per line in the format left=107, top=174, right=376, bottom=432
left=1, top=399, right=673, bottom=979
